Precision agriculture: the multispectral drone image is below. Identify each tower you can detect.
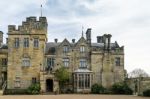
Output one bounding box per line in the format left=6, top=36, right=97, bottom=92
left=7, top=16, right=48, bottom=89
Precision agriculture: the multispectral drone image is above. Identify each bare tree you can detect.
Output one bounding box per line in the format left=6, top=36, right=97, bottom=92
left=128, top=68, right=149, bottom=78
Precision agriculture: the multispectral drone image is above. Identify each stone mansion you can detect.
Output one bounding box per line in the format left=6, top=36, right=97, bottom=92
left=0, top=16, right=125, bottom=93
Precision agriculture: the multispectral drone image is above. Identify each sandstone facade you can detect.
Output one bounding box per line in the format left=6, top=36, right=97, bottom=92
left=0, top=16, right=125, bottom=93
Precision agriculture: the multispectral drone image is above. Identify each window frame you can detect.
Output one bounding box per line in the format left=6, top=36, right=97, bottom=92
left=115, top=57, right=121, bottom=66
left=33, top=38, right=39, bottom=48
left=79, top=58, right=87, bottom=69
left=63, top=58, right=69, bottom=67
left=14, top=38, right=19, bottom=48
left=24, top=38, right=29, bottom=48
left=22, top=58, right=30, bottom=67
left=63, top=45, right=69, bottom=53
left=80, top=46, right=85, bottom=53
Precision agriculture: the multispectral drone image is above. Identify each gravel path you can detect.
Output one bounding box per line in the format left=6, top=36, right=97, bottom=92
left=0, top=94, right=149, bottom=99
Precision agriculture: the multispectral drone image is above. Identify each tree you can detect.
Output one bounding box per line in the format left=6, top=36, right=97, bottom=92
left=128, top=68, right=149, bottom=78
left=55, top=67, right=70, bottom=92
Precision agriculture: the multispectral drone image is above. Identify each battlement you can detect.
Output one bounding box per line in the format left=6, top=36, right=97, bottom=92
left=0, top=31, right=3, bottom=34
left=26, top=16, right=47, bottom=23
left=8, top=16, right=47, bottom=33
left=8, top=25, right=16, bottom=32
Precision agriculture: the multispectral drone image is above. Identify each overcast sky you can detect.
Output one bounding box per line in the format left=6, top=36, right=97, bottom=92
left=0, top=0, right=150, bottom=75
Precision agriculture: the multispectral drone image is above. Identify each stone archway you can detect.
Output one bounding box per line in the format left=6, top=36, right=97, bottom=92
left=46, top=79, right=53, bottom=92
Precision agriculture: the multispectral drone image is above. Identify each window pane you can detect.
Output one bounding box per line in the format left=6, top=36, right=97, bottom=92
left=34, top=38, right=39, bottom=48
left=24, top=38, right=29, bottom=47
left=22, top=58, right=30, bottom=66
left=63, top=46, right=69, bottom=53
left=63, top=58, right=69, bottom=67
left=47, top=58, right=55, bottom=70
left=79, top=59, right=87, bottom=68
left=80, top=46, right=85, bottom=52
left=115, top=57, right=120, bottom=66
left=14, top=38, right=19, bottom=48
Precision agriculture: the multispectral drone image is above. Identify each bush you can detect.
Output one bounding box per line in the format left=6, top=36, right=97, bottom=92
left=111, top=82, right=133, bottom=95
left=27, top=83, right=41, bottom=94
left=91, top=84, right=105, bottom=94
left=143, top=89, right=150, bottom=97
left=4, top=89, right=28, bottom=95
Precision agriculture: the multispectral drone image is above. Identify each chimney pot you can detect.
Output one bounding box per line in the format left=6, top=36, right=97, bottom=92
left=72, top=39, right=75, bottom=43
left=54, top=39, right=58, bottom=43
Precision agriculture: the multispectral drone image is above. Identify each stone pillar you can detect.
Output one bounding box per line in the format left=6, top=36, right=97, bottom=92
left=90, top=74, right=92, bottom=88
left=83, top=74, right=85, bottom=89
left=77, top=74, right=79, bottom=90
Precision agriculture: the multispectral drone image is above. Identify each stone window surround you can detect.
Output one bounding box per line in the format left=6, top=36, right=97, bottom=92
left=24, top=38, right=29, bottom=48
left=14, top=38, right=19, bottom=48
left=74, top=73, right=92, bottom=90
left=63, top=58, right=69, bottom=67
left=22, top=58, right=30, bottom=67
left=33, top=38, right=39, bottom=48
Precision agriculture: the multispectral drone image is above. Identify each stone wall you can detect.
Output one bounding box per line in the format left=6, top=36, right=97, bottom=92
left=7, top=17, right=47, bottom=89
left=127, top=77, right=150, bottom=95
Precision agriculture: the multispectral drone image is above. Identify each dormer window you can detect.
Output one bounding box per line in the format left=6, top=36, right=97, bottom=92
left=63, top=45, right=69, bottom=53
left=80, top=46, right=85, bottom=53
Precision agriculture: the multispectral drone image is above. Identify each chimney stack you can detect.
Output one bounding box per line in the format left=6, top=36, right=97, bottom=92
left=97, top=36, right=104, bottom=43
left=86, top=28, right=92, bottom=45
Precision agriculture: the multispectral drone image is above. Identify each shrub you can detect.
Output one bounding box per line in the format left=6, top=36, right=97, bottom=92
left=143, top=89, right=150, bottom=97
left=111, top=82, right=133, bottom=95
left=27, top=83, right=41, bottom=94
left=91, top=84, right=105, bottom=94
left=4, top=89, right=28, bottom=95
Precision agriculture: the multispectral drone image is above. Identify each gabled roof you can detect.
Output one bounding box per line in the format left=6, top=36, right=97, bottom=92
left=58, top=38, right=71, bottom=47
left=74, top=36, right=87, bottom=46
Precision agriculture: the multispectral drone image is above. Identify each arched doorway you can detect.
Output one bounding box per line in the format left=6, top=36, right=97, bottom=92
left=46, top=79, right=53, bottom=92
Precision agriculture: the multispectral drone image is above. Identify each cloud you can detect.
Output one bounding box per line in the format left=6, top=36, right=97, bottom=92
left=0, top=0, right=150, bottom=75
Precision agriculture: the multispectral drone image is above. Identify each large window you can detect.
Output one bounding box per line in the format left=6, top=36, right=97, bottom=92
left=115, top=57, right=120, bottom=66
left=14, top=38, right=19, bottom=48
left=79, top=59, right=87, bottom=68
left=80, top=46, right=85, bottom=53
left=63, top=45, right=69, bottom=53
left=34, top=38, right=39, bottom=48
left=22, top=58, right=30, bottom=67
left=63, top=58, right=69, bottom=67
left=24, top=38, right=29, bottom=47
left=74, top=73, right=91, bottom=89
